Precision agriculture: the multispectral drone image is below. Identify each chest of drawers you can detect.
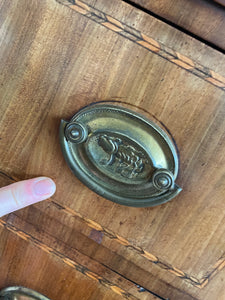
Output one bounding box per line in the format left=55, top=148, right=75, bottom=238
left=0, top=1, right=225, bottom=299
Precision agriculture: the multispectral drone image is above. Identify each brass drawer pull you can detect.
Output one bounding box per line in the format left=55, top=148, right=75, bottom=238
left=0, top=287, right=50, bottom=299
left=60, top=104, right=182, bottom=207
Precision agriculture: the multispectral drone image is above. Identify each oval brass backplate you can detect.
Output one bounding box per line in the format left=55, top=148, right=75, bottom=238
left=0, top=287, right=50, bottom=300
left=59, top=104, right=182, bottom=207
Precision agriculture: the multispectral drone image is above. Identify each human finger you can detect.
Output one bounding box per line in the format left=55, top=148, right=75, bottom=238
left=0, top=177, right=56, bottom=217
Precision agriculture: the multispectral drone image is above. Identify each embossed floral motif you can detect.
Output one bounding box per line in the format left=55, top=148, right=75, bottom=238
left=98, top=134, right=149, bottom=179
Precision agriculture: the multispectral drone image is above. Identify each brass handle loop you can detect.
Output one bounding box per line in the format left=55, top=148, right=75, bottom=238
left=60, top=104, right=182, bottom=207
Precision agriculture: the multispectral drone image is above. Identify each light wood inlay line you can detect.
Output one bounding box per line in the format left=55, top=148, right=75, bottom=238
left=56, top=0, right=225, bottom=91
left=0, top=218, right=139, bottom=300
left=0, top=170, right=225, bottom=288
left=50, top=200, right=225, bottom=288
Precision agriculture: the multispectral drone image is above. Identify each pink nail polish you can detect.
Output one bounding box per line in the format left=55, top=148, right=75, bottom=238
left=33, top=178, right=56, bottom=196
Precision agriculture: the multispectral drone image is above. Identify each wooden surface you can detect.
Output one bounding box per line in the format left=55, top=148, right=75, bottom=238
left=0, top=224, right=143, bottom=300
left=128, top=0, right=225, bottom=51
left=1, top=0, right=225, bottom=299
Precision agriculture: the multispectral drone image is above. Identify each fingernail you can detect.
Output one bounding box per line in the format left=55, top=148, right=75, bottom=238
left=33, top=178, right=56, bottom=196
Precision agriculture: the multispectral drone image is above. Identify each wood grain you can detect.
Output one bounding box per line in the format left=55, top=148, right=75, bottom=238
left=126, top=0, right=225, bottom=51
left=58, top=0, right=225, bottom=90
left=84, top=0, right=225, bottom=76
left=1, top=0, right=225, bottom=299
left=0, top=220, right=158, bottom=300
left=0, top=173, right=191, bottom=300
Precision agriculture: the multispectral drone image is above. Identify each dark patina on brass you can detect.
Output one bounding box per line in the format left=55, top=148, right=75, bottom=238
left=59, top=104, right=182, bottom=207
left=0, top=287, right=50, bottom=300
